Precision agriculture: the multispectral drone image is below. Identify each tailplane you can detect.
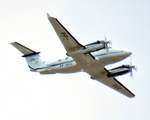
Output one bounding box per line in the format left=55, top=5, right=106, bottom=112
left=11, top=42, right=45, bottom=71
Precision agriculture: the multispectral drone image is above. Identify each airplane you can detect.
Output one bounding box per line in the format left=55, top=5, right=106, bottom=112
left=11, top=13, right=135, bottom=98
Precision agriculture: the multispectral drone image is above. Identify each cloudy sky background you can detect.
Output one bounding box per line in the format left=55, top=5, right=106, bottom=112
left=0, top=0, right=150, bottom=120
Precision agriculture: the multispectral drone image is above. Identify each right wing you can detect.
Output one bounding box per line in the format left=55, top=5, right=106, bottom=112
left=97, top=76, right=135, bottom=98
left=87, top=68, right=135, bottom=98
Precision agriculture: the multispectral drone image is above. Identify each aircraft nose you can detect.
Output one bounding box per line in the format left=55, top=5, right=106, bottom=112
left=124, top=50, right=132, bottom=57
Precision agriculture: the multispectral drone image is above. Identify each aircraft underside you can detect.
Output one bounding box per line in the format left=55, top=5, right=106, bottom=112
left=10, top=13, right=135, bottom=98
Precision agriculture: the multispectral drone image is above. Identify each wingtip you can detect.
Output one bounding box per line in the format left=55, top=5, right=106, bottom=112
left=47, top=13, right=51, bottom=18
left=47, top=13, right=56, bottom=19
left=128, top=93, right=135, bottom=98
left=10, top=41, right=16, bottom=45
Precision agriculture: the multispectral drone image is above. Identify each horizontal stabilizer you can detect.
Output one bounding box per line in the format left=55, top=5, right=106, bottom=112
left=11, top=42, right=40, bottom=56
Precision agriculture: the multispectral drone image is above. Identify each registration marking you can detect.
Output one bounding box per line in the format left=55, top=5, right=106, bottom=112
left=112, top=84, right=122, bottom=90
left=60, top=61, right=73, bottom=68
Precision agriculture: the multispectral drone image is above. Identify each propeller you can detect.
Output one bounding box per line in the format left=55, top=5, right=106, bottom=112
left=103, top=32, right=112, bottom=53
left=104, top=36, right=109, bottom=53
left=129, top=60, right=137, bottom=78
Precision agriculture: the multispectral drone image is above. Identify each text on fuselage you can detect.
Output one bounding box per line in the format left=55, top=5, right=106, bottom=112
left=60, top=61, right=73, bottom=68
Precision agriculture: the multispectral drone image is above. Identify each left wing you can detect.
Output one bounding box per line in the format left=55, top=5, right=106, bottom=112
left=47, top=13, right=95, bottom=64
left=87, top=68, right=135, bottom=98
left=47, top=13, right=84, bottom=53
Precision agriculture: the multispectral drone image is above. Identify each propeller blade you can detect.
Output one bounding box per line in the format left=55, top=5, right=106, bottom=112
left=130, top=69, right=133, bottom=78
left=104, top=36, right=109, bottom=53
left=133, top=66, right=137, bottom=71
left=129, top=65, right=136, bottom=78
left=103, top=33, right=112, bottom=53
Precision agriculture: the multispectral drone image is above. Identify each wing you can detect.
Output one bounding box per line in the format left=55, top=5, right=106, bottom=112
left=47, top=13, right=84, bottom=53
left=98, top=77, right=135, bottom=98
left=87, top=68, right=135, bottom=98
left=47, top=13, right=95, bottom=64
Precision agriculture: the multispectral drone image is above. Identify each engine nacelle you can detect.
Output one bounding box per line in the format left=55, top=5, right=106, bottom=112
left=85, top=40, right=102, bottom=46
left=67, top=41, right=109, bottom=56
left=107, top=65, right=131, bottom=78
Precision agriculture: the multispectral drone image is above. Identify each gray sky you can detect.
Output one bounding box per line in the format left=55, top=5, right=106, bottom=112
left=0, top=0, right=150, bottom=120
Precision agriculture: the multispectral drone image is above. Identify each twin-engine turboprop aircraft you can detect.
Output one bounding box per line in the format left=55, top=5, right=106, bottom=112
left=11, top=13, right=135, bottom=98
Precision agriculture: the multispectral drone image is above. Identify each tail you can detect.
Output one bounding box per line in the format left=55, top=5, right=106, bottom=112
left=11, top=42, right=45, bottom=71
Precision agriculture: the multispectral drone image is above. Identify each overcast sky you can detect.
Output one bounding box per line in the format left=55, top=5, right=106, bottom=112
left=0, top=0, right=150, bottom=120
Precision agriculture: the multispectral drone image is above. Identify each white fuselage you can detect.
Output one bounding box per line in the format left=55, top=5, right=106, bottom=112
left=40, top=48, right=131, bottom=74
